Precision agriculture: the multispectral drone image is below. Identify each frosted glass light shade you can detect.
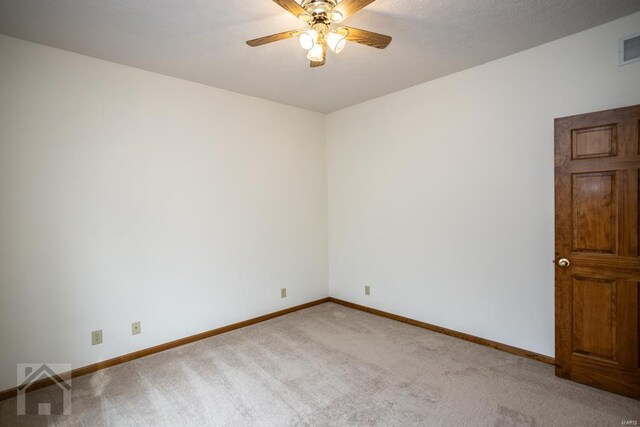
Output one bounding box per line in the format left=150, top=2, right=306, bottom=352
left=299, top=30, right=318, bottom=50
left=329, top=11, right=343, bottom=23
left=307, top=43, right=325, bottom=62
left=327, top=28, right=348, bottom=54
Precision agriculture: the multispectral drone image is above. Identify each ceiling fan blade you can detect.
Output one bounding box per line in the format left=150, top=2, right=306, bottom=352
left=333, top=0, right=376, bottom=21
left=246, top=30, right=300, bottom=47
left=272, top=0, right=310, bottom=19
left=344, top=26, right=392, bottom=49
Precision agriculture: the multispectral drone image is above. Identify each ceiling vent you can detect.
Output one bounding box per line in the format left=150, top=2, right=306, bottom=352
left=619, top=33, right=640, bottom=66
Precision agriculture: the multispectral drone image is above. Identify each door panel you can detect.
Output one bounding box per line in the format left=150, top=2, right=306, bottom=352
left=571, top=172, right=617, bottom=253
left=555, top=105, right=640, bottom=399
left=571, top=277, right=616, bottom=361
left=571, top=124, right=617, bottom=160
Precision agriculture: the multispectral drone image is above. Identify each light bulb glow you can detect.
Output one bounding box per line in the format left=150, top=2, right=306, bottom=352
left=298, top=30, right=317, bottom=50
left=307, top=43, right=325, bottom=62
left=327, top=28, right=348, bottom=54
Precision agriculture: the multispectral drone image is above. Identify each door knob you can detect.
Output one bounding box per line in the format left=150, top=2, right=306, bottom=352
left=558, top=258, right=570, bottom=268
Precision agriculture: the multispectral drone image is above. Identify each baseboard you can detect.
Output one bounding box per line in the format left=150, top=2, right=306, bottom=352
left=0, top=297, right=330, bottom=401
left=328, top=297, right=555, bottom=366
left=0, top=296, right=554, bottom=401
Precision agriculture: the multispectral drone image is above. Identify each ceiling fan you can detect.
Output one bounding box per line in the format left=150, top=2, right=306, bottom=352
left=246, top=0, right=392, bottom=67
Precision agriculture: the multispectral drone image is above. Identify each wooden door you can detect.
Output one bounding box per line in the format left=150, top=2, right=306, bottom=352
left=555, top=104, right=640, bottom=399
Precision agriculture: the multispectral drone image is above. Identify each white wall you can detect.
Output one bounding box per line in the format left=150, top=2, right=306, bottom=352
left=326, top=12, right=640, bottom=357
left=0, top=35, right=328, bottom=390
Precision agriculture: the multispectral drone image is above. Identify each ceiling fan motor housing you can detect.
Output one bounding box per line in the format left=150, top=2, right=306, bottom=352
left=301, top=0, right=339, bottom=23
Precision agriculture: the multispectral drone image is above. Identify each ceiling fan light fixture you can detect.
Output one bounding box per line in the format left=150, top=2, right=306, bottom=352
left=246, top=0, right=392, bottom=67
left=298, top=29, right=317, bottom=50
left=327, top=28, right=348, bottom=53
left=307, top=42, right=325, bottom=62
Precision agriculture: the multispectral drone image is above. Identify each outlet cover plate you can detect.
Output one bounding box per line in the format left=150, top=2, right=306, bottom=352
left=365, top=285, right=371, bottom=296
left=92, top=329, right=103, bottom=345
left=281, top=288, right=287, bottom=298
left=132, top=321, right=141, bottom=335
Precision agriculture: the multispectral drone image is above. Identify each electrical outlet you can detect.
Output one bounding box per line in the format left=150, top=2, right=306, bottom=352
left=281, top=288, right=287, bottom=298
left=131, top=321, right=141, bottom=335
left=91, top=329, right=103, bottom=345
left=365, top=285, right=371, bottom=296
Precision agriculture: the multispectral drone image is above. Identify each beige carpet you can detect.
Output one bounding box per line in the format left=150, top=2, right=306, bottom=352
left=1, top=302, right=638, bottom=426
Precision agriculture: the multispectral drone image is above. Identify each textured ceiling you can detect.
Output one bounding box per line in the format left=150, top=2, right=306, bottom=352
left=1, top=0, right=639, bottom=113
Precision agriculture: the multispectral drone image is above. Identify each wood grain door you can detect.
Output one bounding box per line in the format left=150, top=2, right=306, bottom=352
left=555, top=104, right=640, bottom=399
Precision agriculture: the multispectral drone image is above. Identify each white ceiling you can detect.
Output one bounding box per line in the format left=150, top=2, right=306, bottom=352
left=1, top=1, right=639, bottom=113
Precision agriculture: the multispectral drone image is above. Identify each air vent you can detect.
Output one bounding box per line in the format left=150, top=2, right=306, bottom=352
left=619, top=33, right=640, bottom=66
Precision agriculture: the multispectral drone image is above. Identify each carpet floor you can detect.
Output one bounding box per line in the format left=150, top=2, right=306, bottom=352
left=1, top=302, right=639, bottom=426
